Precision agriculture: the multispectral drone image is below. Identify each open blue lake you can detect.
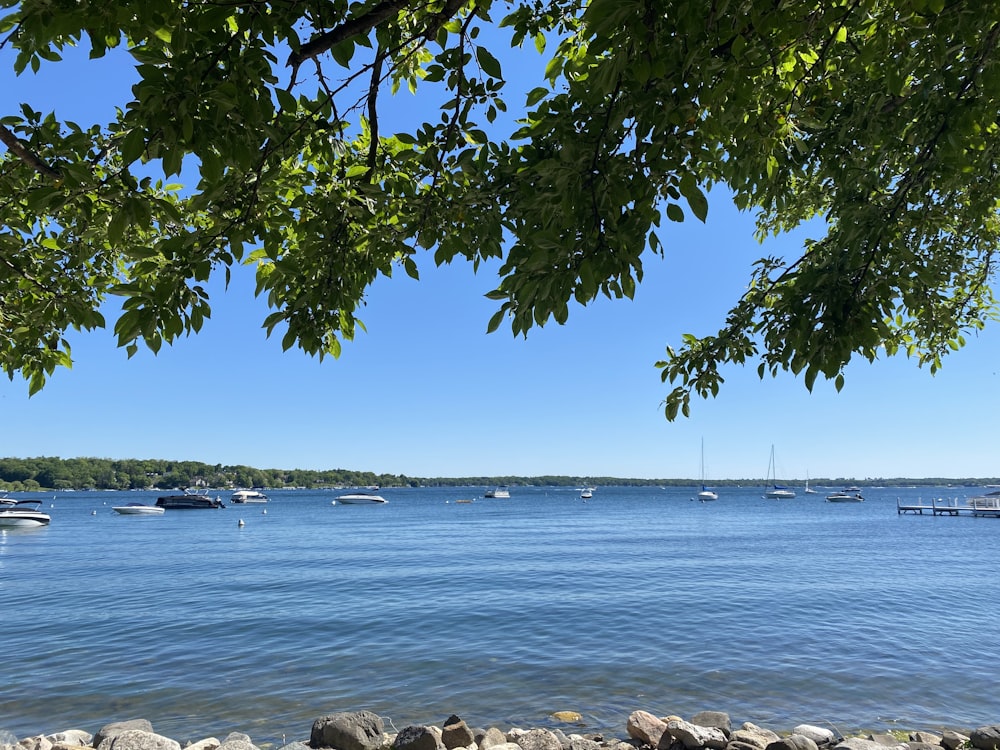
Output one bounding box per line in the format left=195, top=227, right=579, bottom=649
left=1, top=485, right=997, bottom=745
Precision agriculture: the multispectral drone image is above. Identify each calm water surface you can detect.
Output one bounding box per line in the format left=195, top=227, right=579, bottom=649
left=1, top=486, right=997, bottom=744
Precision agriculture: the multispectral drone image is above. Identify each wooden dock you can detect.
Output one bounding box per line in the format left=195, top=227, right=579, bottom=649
left=897, top=497, right=1000, bottom=517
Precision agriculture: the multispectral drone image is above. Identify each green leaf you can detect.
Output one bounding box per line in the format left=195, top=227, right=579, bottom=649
left=476, top=46, right=502, bottom=78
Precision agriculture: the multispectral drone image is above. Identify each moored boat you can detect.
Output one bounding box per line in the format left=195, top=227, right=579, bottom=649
left=156, top=490, right=225, bottom=509
left=827, top=491, right=864, bottom=502
left=334, top=492, right=387, bottom=504
left=697, top=438, right=718, bottom=501
left=230, top=489, right=269, bottom=504
left=112, top=503, right=166, bottom=515
left=485, top=486, right=510, bottom=498
left=0, top=499, right=51, bottom=527
left=763, top=445, right=795, bottom=498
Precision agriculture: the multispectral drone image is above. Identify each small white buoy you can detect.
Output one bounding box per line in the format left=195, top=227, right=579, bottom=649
left=262, top=509, right=267, bottom=515
left=91, top=510, right=97, bottom=515
left=238, top=519, right=245, bottom=527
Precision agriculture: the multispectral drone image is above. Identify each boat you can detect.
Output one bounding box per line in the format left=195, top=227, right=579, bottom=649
left=155, top=490, right=225, bottom=509
left=827, top=491, right=864, bottom=502
left=334, top=492, right=387, bottom=504
left=697, top=438, right=718, bottom=501
left=581, top=487, right=594, bottom=499
left=0, top=499, right=51, bottom=527
left=484, top=486, right=510, bottom=498
left=804, top=472, right=818, bottom=494
left=763, top=445, right=795, bottom=498
left=112, top=503, right=165, bottom=515
left=230, top=489, right=269, bottom=504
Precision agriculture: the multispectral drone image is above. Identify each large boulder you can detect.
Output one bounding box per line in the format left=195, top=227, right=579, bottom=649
left=972, top=727, right=1000, bottom=750
left=666, top=719, right=727, bottom=750
left=512, top=729, right=561, bottom=750
left=478, top=729, right=508, bottom=750
left=692, top=714, right=731, bottom=738
left=942, top=731, right=970, bottom=750
left=95, top=729, right=180, bottom=750
left=627, top=712, right=669, bottom=748
left=48, top=732, right=92, bottom=747
left=566, top=738, right=601, bottom=750
left=217, top=733, right=259, bottom=750
left=311, top=712, right=386, bottom=750
left=731, top=724, right=781, bottom=750
left=831, top=739, right=892, bottom=750
left=391, top=727, right=443, bottom=750
left=441, top=718, right=475, bottom=750
left=791, top=727, right=836, bottom=746
left=766, top=736, right=818, bottom=750
left=93, top=721, right=154, bottom=749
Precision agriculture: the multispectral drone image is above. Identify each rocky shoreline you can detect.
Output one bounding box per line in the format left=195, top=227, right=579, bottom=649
left=3, top=710, right=1000, bottom=750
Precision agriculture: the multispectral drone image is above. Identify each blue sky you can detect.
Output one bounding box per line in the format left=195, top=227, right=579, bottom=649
left=2, top=30, right=999, bottom=481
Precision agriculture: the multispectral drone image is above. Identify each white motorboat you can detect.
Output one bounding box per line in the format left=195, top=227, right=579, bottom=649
left=231, top=489, right=270, bottom=503
left=0, top=499, right=51, bottom=527
left=827, top=491, right=864, bottom=502
left=334, top=492, right=387, bottom=505
left=485, top=486, right=510, bottom=498
left=581, top=487, right=594, bottom=499
left=763, top=445, right=795, bottom=498
left=112, top=503, right=166, bottom=515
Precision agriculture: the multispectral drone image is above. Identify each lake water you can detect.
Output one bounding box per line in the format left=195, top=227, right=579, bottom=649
left=1, top=485, right=997, bottom=746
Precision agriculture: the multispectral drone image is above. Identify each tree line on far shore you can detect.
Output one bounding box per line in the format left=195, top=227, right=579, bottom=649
left=0, top=456, right=994, bottom=493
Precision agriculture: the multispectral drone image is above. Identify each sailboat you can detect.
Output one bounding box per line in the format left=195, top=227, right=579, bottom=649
left=697, top=438, right=718, bottom=501
left=763, top=445, right=795, bottom=498
left=804, top=471, right=818, bottom=494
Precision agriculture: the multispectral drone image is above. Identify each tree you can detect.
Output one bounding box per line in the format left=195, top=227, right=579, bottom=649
left=1, top=0, right=998, bottom=417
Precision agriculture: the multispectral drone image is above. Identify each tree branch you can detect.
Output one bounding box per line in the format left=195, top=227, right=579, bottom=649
left=0, top=123, right=61, bottom=179
left=288, top=0, right=411, bottom=73
left=287, top=0, right=469, bottom=75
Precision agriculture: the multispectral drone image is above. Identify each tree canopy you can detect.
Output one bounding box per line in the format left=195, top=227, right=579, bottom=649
left=2, top=0, right=999, bottom=416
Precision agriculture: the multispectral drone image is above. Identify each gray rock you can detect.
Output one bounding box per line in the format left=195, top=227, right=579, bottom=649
left=866, top=736, right=903, bottom=748
left=96, top=729, right=180, bottom=750
left=513, top=730, right=561, bottom=750
left=942, top=731, right=970, bottom=750
left=972, top=728, right=1000, bottom=750
left=627, top=713, right=669, bottom=748
left=791, top=727, right=836, bottom=746
left=767, top=736, right=819, bottom=750
left=392, top=727, right=442, bottom=750
left=442, top=719, right=475, bottom=750
left=185, top=739, right=221, bottom=750
left=691, top=714, right=731, bottom=738
left=280, top=743, right=314, bottom=750
left=217, top=733, right=258, bottom=750
left=47, top=733, right=92, bottom=747
left=566, top=738, right=602, bottom=750
left=731, top=724, right=780, bottom=750
left=907, top=743, right=941, bottom=750
left=15, top=737, right=52, bottom=750
left=548, top=730, right=570, bottom=750
left=478, top=730, right=508, bottom=750
left=311, top=712, right=386, bottom=750
left=908, top=734, right=941, bottom=746
left=666, top=719, right=727, bottom=750
left=832, top=739, right=890, bottom=750
left=94, top=722, right=154, bottom=750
